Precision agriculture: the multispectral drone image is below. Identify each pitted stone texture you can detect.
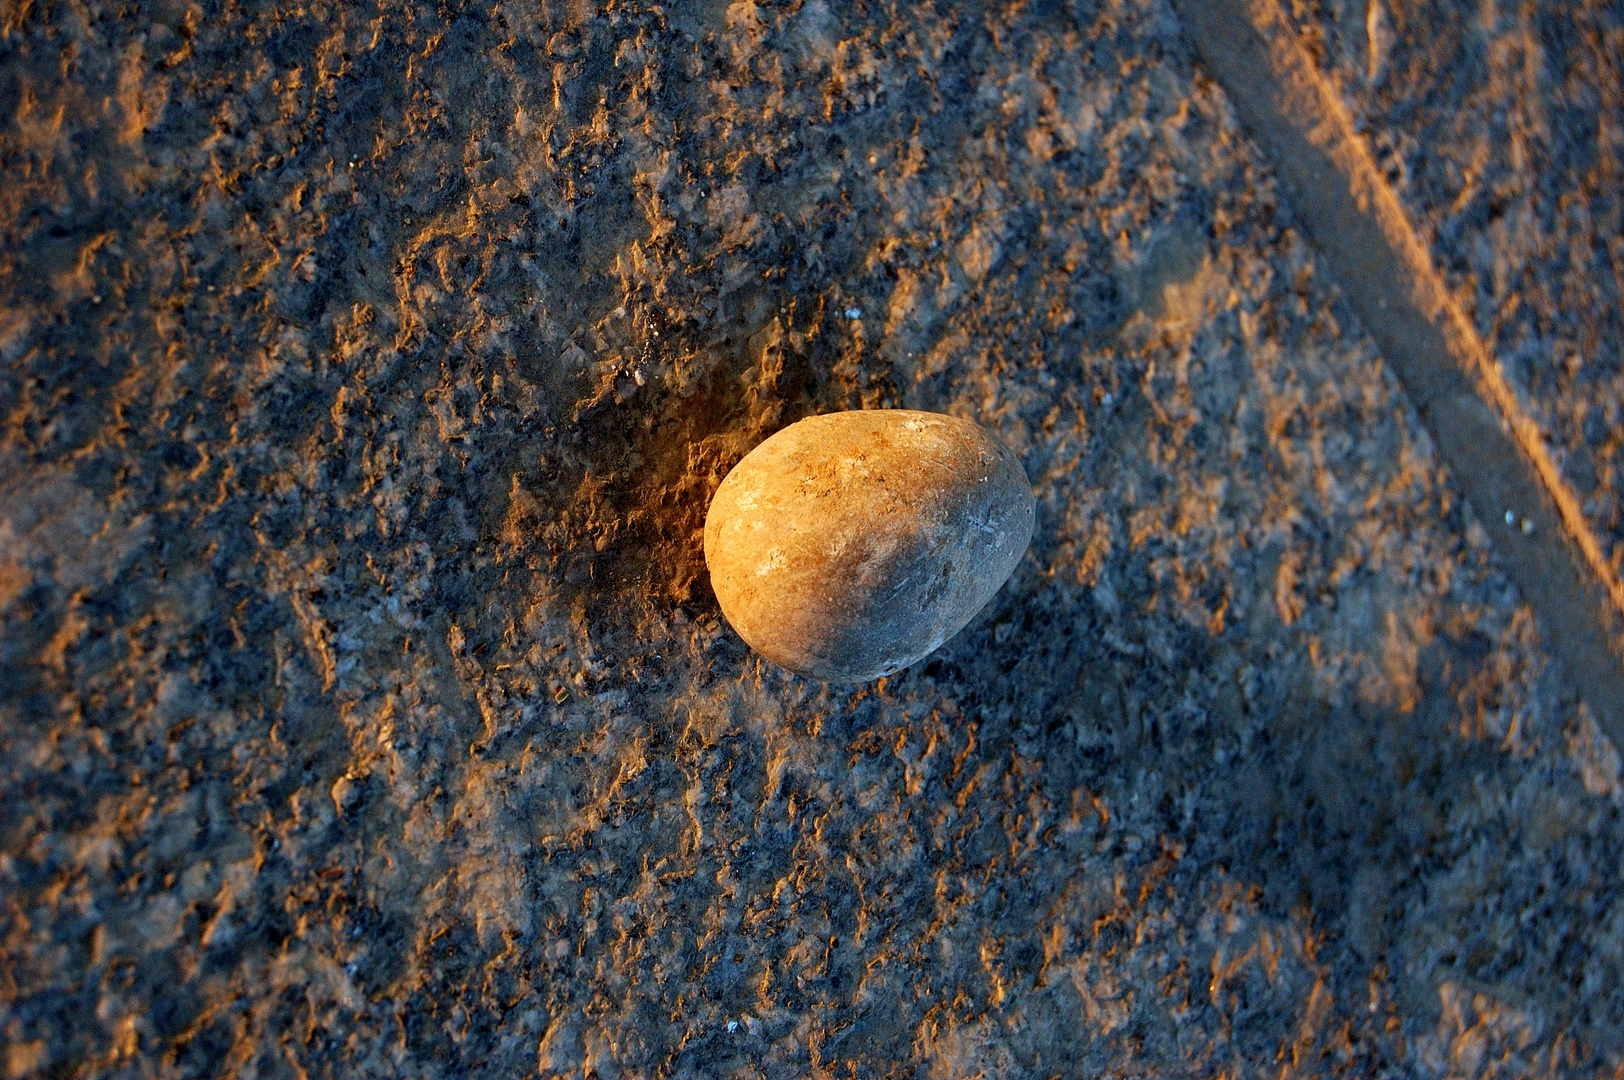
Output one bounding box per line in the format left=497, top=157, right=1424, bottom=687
left=704, top=410, right=1035, bottom=682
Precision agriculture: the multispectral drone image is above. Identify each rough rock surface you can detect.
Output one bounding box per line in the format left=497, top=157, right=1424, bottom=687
left=1284, top=0, right=1624, bottom=578
left=705, top=410, right=1035, bottom=682
left=2, top=1, right=1622, bottom=1078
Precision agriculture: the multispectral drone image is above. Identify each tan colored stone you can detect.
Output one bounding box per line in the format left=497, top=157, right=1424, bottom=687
left=703, top=410, right=1035, bottom=681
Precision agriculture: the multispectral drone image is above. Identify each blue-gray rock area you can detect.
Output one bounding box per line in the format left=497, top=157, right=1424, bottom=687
left=1284, top=0, right=1624, bottom=579
left=1, top=2, right=1620, bottom=1078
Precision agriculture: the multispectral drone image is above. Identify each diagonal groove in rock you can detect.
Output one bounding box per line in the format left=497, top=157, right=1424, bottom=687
left=1168, top=0, right=1624, bottom=741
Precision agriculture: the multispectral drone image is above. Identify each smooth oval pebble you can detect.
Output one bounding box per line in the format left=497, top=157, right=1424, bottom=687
left=704, top=409, right=1035, bottom=681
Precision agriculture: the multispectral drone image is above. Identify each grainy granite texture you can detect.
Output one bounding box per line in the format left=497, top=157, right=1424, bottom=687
left=1, top=1, right=1621, bottom=1077
left=1282, top=0, right=1624, bottom=577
